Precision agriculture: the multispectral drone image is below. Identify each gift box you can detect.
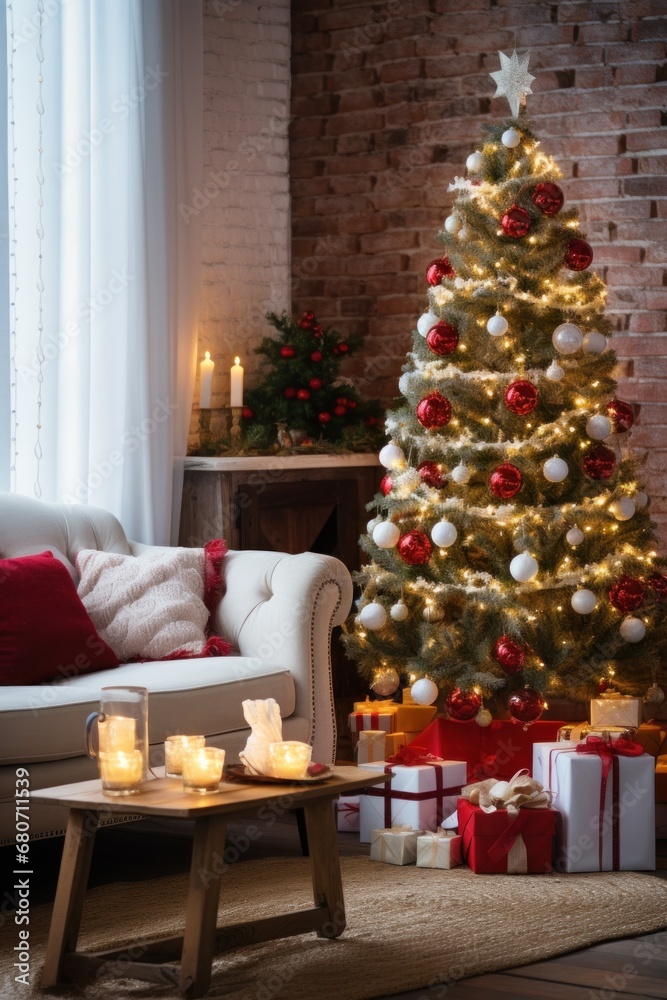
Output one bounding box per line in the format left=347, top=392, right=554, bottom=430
left=336, top=795, right=360, bottom=833
left=370, top=825, right=422, bottom=865
left=560, top=723, right=664, bottom=758
left=458, top=798, right=557, bottom=874
left=416, top=830, right=462, bottom=869
left=359, top=751, right=466, bottom=843
left=533, top=739, right=655, bottom=872
left=385, top=732, right=408, bottom=757
left=636, top=723, right=664, bottom=758
left=355, top=730, right=386, bottom=765
left=351, top=697, right=436, bottom=736
left=656, top=756, right=667, bottom=804
left=590, top=695, right=642, bottom=729
left=348, top=709, right=395, bottom=734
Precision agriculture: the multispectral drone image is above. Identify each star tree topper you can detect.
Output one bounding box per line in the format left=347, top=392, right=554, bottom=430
left=490, top=49, right=535, bottom=117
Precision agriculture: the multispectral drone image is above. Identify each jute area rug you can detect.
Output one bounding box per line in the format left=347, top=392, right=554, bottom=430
left=3, top=856, right=667, bottom=1000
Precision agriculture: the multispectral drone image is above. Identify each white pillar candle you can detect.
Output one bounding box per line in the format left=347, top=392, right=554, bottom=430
left=182, top=746, right=225, bottom=793
left=267, top=741, right=312, bottom=780
left=99, top=750, right=143, bottom=795
left=200, top=351, right=214, bottom=408
left=164, top=735, right=206, bottom=777
left=230, top=356, right=244, bottom=407
left=98, top=716, right=136, bottom=755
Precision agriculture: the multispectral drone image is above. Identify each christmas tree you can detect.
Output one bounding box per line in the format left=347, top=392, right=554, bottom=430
left=342, top=50, right=667, bottom=724
left=243, top=311, right=383, bottom=450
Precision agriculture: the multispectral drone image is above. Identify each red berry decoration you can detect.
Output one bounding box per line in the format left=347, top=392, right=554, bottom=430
left=490, top=462, right=523, bottom=499
left=380, top=473, right=393, bottom=495
left=311, top=351, right=322, bottom=362
left=366, top=416, right=378, bottom=427
left=336, top=397, right=347, bottom=405
left=284, top=387, right=297, bottom=399
left=426, top=321, right=459, bottom=356
left=313, top=324, right=324, bottom=337
left=492, top=635, right=525, bottom=673
left=598, top=678, right=610, bottom=694
left=609, top=575, right=645, bottom=614
left=241, top=406, right=253, bottom=420
left=347, top=400, right=357, bottom=408
left=309, top=377, right=323, bottom=390
left=607, top=398, right=634, bottom=433
left=397, top=530, right=433, bottom=566
left=280, top=345, right=296, bottom=358
left=318, top=411, right=331, bottom=423
left=531, top=182, right=564, bottom=216
left=446, top=688, right=482, bottom=722
left=416, top=392, right=452, bottom=429
left=333, top=405, right=346, bottom=416
left=649, top=573, right=667, bottom=601
left=426, top=257, right=455, bottom=286
left=299, top=311, right=315, bottom=329
left=337, top=342, right=349, bottom=353
left=504, top=379, right=538, bottom=416
left=296, top=388, right=310, bottom=401
left=508, top=688, right=544, bottom=724
left=500, top=205, right=532, bottom=239
left=582, top=444, right=616, bottom=480
left=564, top=238, right=593, bottom=271
left=417, top=460, right=447, bottom=489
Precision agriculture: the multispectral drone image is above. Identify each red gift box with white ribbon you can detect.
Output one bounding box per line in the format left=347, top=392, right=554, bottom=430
left=458, top=798, right=557, bottom=874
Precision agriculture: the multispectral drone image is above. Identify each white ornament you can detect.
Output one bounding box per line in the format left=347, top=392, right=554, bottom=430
left=379, top=442, right=405, bottom=469
left=545, top=360, right=565, bottom=381
left=359, top=603, right=387, bottom=631
left=390, top=600, right=409, bottom=622
left=372, top=521, right=401, bottom=548
left=444, top=213, right=462, bottom=234
left=371, top=667, right=400, bottom=697
left=583, top=331, right=608, bottom=354
left=586, top=415, right=612, bottom=441
left=486, top=312, right=508, bottom=337
left=490, top=49, right=536, bottom=118
left=501, top=128, right=521, bottom=148
left=451, top=463, right=471, bottom=484
left=566, top=525, right=584, bottom=546
left=466, top=150, right=483, bottom=172
left=609, top=497, right=636, bottom=521
left=645, top=684, right=665, bottom=705
left=410, top=678, right=439, bottom=706
left=635, top=491, right=649, bottom=509
left=543, top=456, right=569, bottom=483
left=423, top=604, right=444, bottom=622
left=510, top=550, right=538, bottom=582
left=458, top=224, right=472, bottom=242
left=475, top=707, right=493, bottom=727
left=417, top=310, right=439, bottom=337
left=620, top=616, right=646, bottom=643
left=431, top=519, right=457, bottom=548
left=552, top=322, right=583, bottom=355
left=571, top=589, right=597, bottom=614
left=367, top=516, right=381, bottom=534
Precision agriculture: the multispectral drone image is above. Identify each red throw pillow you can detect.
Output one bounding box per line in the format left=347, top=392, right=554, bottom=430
left=0, top=551, right=117, bottom=685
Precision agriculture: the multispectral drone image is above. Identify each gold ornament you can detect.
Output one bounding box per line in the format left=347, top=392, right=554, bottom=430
left=423, top=604, right=444, bottom=622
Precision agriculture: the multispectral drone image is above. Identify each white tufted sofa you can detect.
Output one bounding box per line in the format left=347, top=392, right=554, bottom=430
left=0, top=493, right=352, bottom=844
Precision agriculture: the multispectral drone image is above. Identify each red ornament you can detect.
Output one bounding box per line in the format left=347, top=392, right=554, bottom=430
left=649, top=573, right=667, bottom=601
left=492, top=635, right=525, bottom=673
left=333, top=405, right=346, bottom=416
left=310, top=351, right=322, bottom=362
left=531, top=182, right=564, bottom=216
left=508, top=688, right=544, bottom=724
left=313, top=324, right=324, bottom=337
left=366, top=416, right=378, bottom=427
left=299, top=311, right=315, bottom=329
left=335, top=397, right=347, bottom=405
left=504, top=379, right=538, bottom=416
left=318, top=411, right=331, bottom=423
left=337, top=342, right=349, bottom=353
left=606, top=398, right=634, bottom=433
left=417, top=460, right=447, bottom=489
left=284, top=387, right=297, bottom=399
left=296, top=388, right=310, bottom=401
left=446, top=688, right=482, bottom=722
left=608, top=575, right=645, bottom=614
left=347, top=400, right=357, bottom=408
left=426, top=257, right=455, bottom=286
left=582, top=444, right=616, bottom=480
left=426, top=321, right=459, bottom=356
left=241, top=406, right=253, bottom=420
left=380, top=473, right=393, bottom=495
left=397, top=530, right=433, bottom=565
left=490, top=462, right=523, bottom=499
left=564, top=238, right=593, bottom=271
left=598, top=678, right=610, bottom=694
left=309, top=377, right=323, bottom=390
left=280, top=345, right=296, bottom=358
left=500, top=204, right=532, bottom=239
left=416, top=392, right=452, bottom=429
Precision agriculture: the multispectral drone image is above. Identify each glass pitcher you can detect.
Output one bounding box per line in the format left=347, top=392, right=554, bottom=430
left=85, top=686, right=149, bottom=793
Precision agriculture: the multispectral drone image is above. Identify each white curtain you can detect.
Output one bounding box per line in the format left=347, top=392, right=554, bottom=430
left=6, top=0, right=202, bottom=544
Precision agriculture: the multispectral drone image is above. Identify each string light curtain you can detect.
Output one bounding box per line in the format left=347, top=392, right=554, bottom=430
left=4, top=0, right=202, bottom=543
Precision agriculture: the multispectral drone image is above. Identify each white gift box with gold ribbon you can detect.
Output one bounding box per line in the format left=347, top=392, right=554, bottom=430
left=370, top=825, right=422, bottom=866
left=416, top=830, right=462, bottom=869
left=590, top=695, right=642, bottom=729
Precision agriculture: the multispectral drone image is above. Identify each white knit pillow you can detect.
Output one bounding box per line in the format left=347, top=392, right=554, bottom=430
left=76, top=547, right=226, bottom=662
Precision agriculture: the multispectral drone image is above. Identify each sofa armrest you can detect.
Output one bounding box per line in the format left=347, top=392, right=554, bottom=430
left=211, top=550, right=353, bottom=765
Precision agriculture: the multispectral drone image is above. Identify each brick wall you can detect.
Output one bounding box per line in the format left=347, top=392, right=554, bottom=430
left=191, top=0, right=291, bottom=444
left=290, top=0, right=667, bottom=544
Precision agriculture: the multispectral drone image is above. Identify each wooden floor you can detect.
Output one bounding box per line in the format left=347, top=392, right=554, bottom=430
left=8, top=817, right=667, bottom=1000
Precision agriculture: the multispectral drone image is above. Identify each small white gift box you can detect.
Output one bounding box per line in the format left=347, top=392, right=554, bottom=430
left=416, top=830, right=462, bottom=869
left=533, top=740, right=655, bottom=873
left=355, top=730, right=386, bottom=765
left=359, top=758, right=466, bottom=843
left=370, top=826, right=422, bottom=865
left=590, top=695, right=642, bottom=729
left=336, top=795, right=360, bottom=833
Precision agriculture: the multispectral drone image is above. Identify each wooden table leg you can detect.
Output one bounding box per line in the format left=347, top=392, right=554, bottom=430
left=179, top=814, right=227, bottom=999
left=303, top=797, right=345, bottom=939
left=42, top=808, right=99, bottom=987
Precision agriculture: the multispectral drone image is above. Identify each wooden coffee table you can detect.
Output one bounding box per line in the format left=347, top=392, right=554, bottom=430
left=34, top=766, right=388, bottom=998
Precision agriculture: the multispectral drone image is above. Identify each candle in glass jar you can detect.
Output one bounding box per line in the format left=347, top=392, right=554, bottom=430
left=182, top=747, right=225, bottom=793
left=267, top=741, right=312, bottom=780
left=98, top=716, right=136, bottom=755
left=230, top=356, right=244, bottom=407
left=200, top=351, right=214, bottom=408
left=164, top=735, right=205, bottom=778
left=99, top=750, right=143, bottom=795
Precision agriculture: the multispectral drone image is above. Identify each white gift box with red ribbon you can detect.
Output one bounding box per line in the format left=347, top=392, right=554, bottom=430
left=336, top=795, right=360, bottom=833
left=533, top=738, right=655, bottom=873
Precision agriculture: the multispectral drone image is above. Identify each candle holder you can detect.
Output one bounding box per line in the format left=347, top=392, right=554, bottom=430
left=199, top=407, right=213, bottom=449
left=267, top=741, right=312, bottom=780
left=164, top=734, right=206, bottom=778
left=99, top=750, right=144, bottom=796
left=230, top=406, right=243, bottom=442
left=182, top=746, right=226, bottom=794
